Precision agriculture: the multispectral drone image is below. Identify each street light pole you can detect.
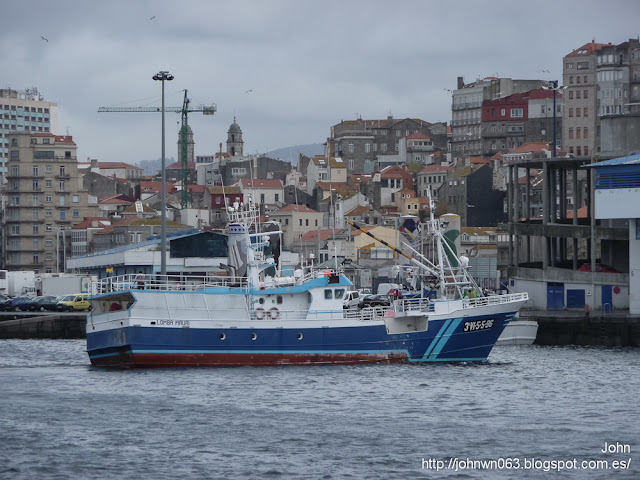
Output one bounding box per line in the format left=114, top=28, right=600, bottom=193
left=153, top=71, right=174, bottom=277
left=551, top=79, right=558, bottom=158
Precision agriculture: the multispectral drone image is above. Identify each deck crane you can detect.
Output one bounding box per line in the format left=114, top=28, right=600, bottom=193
left=98, top=90, right=217, bottom=208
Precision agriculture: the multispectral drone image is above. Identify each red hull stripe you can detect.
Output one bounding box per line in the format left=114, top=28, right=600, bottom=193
left=91, top=351, right=409, bottom=368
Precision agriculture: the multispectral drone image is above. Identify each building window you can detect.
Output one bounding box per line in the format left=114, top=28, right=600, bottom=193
left=45, top=209, right=52, bottom=217
left=33, top=166, right=39, bottom=176
left=315, top=219, right=318, bottom=226
left=568, top=128, right=573, bottom=139
left=569, top=108, right=573, bottom=117
left=305, top=219, right=309, bottom=226
left=11, top=225, right=20, bottom=235
left=60, top=210, right=66, bottom=220
left=584, top=127, right=588, bottom=139
left=381, top=144, right=387, bottom=152
left=73, top=210, right=79, bottom=217
left=33, top=224, right=39, bottom=235
left=365, top=143, right=370, bottom=153
left=260, top=194, right=265, bottom=203
left=45, top=165, right=52, bottom=173
left=569, top=91, right=574, bottom=99
left=577, top=147, right=582, bottom=156
left=299, top=219, right=302, bottom=226
left=583, top=108, right=588, bottom=117
left=59, top=181, right=65, bottom=191
left=45, top=195, right=52, bottom=203
left=349, top=159, right=354, bottom=170
left=46, top=179, right=52, bottom=188
left=576, top=127, right=581, bottom=139
left=348, top=143, right=354, bottom=153
left=584, top=146, right=589, bottom=156
left=576, top=108, right=581, bottom=117
left=59, top=195, right=65, bottom=206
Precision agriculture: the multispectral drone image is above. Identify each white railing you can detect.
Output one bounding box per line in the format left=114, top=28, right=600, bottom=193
left=94, top=273, right=249, bottom=294
left=462, top=292, right=529, bottom=309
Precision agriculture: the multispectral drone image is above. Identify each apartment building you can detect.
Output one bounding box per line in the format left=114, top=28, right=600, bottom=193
left=326, top=116, right=447, bottom=174
left=4, top=131, right=98, bottom=272
left=450, top=76, right=547, bottom=157
left=481, top=89, right=563, bottom=156
left=0, top=88, right=57, bottom=173
left=562, top=41, right=606, bottom=157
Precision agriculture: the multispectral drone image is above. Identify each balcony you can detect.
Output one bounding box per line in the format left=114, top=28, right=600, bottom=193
left=55, top=173, right=71, bottom=179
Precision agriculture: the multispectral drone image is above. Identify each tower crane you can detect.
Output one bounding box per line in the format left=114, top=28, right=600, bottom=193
left=98, top=90, right=216, bottom=208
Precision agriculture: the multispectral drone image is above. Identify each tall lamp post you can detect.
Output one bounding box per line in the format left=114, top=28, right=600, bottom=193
left=152, top=70, right=174, bottom=277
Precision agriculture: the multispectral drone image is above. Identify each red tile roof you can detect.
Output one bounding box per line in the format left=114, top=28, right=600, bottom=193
left=275, top=204, right=318, bottom=213
left=167, top=161, right=196, bottom=170
left=470, top=157, right=491, bottom=165
left=72, top=217, right=111, bottom=229
left=187, top=184, right=206, bottom=193
left=407, top=132, right=431, bottom=140
left=508, top=142, right=551, bottom=154
left=419, top=164, right=454, bottom=173
left=380, top=165, right=410, bottom=178
left=565, top=41, right=611, bottom=58
left=345, top=205, right=370, bottom=216
left=141, top=181, right=178, bottom=193
left=300, top=229, right=341, bottom=242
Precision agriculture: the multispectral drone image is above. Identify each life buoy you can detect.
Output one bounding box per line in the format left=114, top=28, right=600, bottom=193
left=268, top=307, right=280, bottom=320
left=259, top=284, right=266, bottom=291
left=255, top=307, right=265, bottom=320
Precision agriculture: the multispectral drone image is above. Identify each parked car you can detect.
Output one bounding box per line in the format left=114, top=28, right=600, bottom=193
left=30, top=295, right=62, bottom=312
left=358, top=294, right=393, bottom=309
left=57, top=293, right=91, bottom=312
left=0, top=294, right=11, bottom=311
left=2, top=296, right=35, bottom=312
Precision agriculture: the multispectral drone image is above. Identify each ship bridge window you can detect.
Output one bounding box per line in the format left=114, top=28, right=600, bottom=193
left=277, top=296, right=283, bottom=304
left=324, top=289, right=333, bottom=299
left=334, top=289, right=345, bottom=299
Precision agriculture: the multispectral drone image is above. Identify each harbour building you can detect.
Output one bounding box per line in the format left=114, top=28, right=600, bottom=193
left=3, top=131, right=98, bottom=273
left=0, top=88, right=58, bottom=174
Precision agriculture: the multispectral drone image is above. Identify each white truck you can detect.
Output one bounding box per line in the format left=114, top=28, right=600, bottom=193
left=0, top=270, right=37, bottom=297
left=36, top=274, right=95, bottom=297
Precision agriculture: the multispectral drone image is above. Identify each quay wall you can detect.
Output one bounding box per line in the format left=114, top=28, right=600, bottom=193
left=0, top=313, right=86, bottom=339
left=521, top=310, right=640, bottom=347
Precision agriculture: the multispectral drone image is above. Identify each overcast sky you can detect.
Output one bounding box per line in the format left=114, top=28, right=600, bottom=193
left=2, top=0, right=639, bottom=165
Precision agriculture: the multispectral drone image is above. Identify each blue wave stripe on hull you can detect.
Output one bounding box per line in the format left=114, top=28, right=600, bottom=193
left=426, top=318, right=463, bottom=360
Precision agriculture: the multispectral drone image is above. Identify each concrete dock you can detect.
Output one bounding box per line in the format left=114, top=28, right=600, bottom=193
left=521, top=309, right=640, bottom=347
left=0, top=312, right=86, bottom=339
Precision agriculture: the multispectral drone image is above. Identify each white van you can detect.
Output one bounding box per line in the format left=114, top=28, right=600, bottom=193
left=343, top=290, right=360, bottom=309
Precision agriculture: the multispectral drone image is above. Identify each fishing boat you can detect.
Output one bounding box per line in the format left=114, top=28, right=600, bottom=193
left=86, top=198, right=528, bottom=368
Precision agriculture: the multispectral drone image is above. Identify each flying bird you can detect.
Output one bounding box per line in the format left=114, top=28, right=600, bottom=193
left=40, top=36, right=48, bottom=42
left=541, top=69, right=550, bottom=73
left=149, top=15, right=156, bottom=20
left=245, top=89, right=253, bottom=93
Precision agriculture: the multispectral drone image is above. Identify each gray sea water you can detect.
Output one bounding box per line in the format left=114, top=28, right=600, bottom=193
left=0, top=340, right=637, bottom=479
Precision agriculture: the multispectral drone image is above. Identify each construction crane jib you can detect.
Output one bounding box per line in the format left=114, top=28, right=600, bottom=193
left=98, top=90, right=217, bottom=208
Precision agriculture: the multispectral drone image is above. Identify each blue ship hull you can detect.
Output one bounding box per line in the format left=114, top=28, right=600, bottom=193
left=87, top=312, right=517, bottom=367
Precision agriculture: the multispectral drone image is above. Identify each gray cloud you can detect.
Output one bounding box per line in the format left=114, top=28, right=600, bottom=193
left=2, top=0, right=639, bottom=163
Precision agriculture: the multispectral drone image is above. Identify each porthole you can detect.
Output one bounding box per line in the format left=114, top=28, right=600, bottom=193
left=251, top=333, right=257, bottom=341
left=258, top=298, right=265, bottom=305
left=220, top=333, right=226, bottom=340
left=297, top=333, right=303, bottom=340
